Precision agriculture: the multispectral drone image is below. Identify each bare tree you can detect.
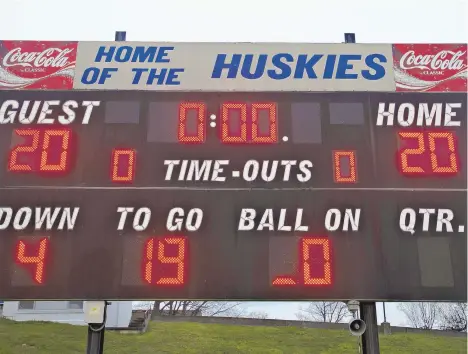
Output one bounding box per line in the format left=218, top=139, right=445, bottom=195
left=398, top=302, right=439, bottom=329
left=438, top=302, right=467, bottom=332
left=150, top=301, right=243, bottom=319
left=244, top=311, right=269, bottom=319
left=133, top=301, right=154, bottom=311
left=295, top=302, right=351, bottom=323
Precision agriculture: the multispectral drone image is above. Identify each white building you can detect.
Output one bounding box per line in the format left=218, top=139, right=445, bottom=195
left=1, top=300, right=133, bottom=328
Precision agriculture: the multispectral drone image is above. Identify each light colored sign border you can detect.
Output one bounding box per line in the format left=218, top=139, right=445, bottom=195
left=72, top=42, right=396, bottom=92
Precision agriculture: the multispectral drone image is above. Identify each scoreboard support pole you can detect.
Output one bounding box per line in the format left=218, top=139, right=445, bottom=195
left=344, top=28, right=380, bottom=353
left=86, top=323, right=106, bottom=354
left=359, top=302, right=381, bottom=354
left=86, top=301, right=108, bottom=354
left=86, top=30, right=127, bottom=354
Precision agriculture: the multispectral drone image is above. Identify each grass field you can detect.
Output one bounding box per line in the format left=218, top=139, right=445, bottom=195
left=0, top=318, right=466, bottom=354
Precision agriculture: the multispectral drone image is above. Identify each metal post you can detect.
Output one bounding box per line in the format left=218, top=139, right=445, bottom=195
left=86, top=325, right=105, bottom=354
left=345, top=34, right=380, bottom=353
left=381, top=302, right=391, bottom=335
left=86, top=302, right=108, bottom=354
left=344, top=33, right=356, bottom=43
left=360, top=302, right=380, bottom=354
left=115, top=31, right=127, bottom=41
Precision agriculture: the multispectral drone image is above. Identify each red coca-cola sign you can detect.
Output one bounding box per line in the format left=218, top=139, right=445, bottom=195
left=393, top=44, right=467, bottom=92
left=0, top=41, right=77, bottom=90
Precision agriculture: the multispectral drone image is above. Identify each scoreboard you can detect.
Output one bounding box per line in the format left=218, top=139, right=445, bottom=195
left=0, top=90, right=466, bottom=301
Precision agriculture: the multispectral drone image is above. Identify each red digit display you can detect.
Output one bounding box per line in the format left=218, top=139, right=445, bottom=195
left=111, top=148, right=136, bottom=183
left=333, top=150, right=358, bottom=184
left=221, top=102, right=248, bottom=143
left=272, top=237, right=333, bottom=287
left=300, top=238, right=332, bottom=286
left=14, top=238, right=49, bottom=284
left=178, top=102, right=206, bottom=143
left=251, top=102, right=278, bottom=144
left=398, top=131, right=426, bottom=174
left=397, top=131, right=460, bottom=176
left=428, top=132, right=459, bottom=174
left=8, top=128, right=73, bottom=173
left=272, top=275, right=297, bottom=286
left=143, top=236, right=187, bottom=286
left=40, top=129, right=71, bottom=171
left=221, top=102, right=278, bottom=144
left=8, top=129, right=40, bottom=171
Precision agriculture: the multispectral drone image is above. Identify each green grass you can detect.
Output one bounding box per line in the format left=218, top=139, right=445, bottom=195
left=0, top=318, right=466, bottom=354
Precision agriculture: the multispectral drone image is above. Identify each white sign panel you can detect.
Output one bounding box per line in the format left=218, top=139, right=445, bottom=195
left=73, top=42, right=396, bottom=91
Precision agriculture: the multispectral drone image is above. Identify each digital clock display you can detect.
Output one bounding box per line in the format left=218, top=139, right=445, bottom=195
left=0, top=90, right=466, bottom=301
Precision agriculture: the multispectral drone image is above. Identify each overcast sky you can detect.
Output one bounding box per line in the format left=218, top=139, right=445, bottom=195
left=2, top=0, right=467, bottom=43
left=2, top=0, right=466, bottom=327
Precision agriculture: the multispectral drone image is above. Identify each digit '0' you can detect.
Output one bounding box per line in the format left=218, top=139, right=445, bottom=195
left=271, top=237, right=333, bottom=286
left=300, top=237, right=332, bottom=286
left=221, top=102, right=278, bottom=144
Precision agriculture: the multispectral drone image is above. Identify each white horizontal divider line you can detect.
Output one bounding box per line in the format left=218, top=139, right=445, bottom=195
left=1, top=186, right=467, bottom=192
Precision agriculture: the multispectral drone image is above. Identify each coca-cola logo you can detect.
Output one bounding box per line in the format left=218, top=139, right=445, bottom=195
left=2, top=47, right=74, bottom=69
left=399, top=50, right=466, bottom=71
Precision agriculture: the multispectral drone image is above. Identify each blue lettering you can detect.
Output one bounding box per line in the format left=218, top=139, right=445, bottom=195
left=132, top=68, right=148, bottom=84
left=81, top=67, right=100, bottom=84
left=94, top=46, right=174, bottom=63
left=268, top=53, right=293, bottom=79
left=211, top=54, right=242, bottom=78
left=147, top=68, right=168, bottom=85
left=209, top=53, right=387, bottom=81
left=95, top=46, right=115, bottom=63
left=98, top=68, right=118, bottom=84
left=323, top=55, right=337, bottom=79
left=115, top=46, right=133, bottom=62
left=132, top=47, right=157, bottom=62
left=156, top=47, right=174, bottom=63
left=294, top=54, right=323, bottom=79
left=132, top=68, right=184, bottom=85
left=241, top=54, right=267, bottom=79
left=166, top=68, right=184, bottom=85
left=336, top=55, right=361, bottom=79
left=362, top=54, right=386, bottom=80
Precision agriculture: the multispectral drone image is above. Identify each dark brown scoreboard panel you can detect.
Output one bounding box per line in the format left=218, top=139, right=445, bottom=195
left=0, top=90, right=466, bottom=301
